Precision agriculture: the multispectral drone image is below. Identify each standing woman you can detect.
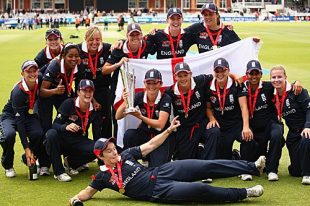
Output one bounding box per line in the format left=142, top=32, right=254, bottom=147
left=165, top=62, right=220, bottom=160
left=206, top=58, right=253, bottom=161
left=34, top=29, right=63, bottom=73
left=0, top=61, right=49, bottom=178
left=115, top=69, right=172, bottom=167
left=270, top=65, right=310, bottom=185
left=146, top=8, right=194, bottom=59
left=76, top=27, right=112, bottom=139
left=185, top=3, right=240, bottom=53
left=39, top=43, right=81, bottom=133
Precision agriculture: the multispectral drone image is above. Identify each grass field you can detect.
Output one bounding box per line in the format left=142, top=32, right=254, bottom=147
left=0, top=22, right=310, bottom=206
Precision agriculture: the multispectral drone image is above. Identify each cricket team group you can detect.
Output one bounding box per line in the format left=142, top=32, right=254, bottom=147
left=1, top=3, right=309, bottom=205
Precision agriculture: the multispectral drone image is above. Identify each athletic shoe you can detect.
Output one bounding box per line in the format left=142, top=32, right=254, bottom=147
left=255, top=156, right=266, bottom=175
left=302, top=176, right=310, bottom=185
left=240, top=174, right=253, bottom=181
left=268, top=172, right=279, bottom=181
left=246, top=185, right=264, bottom=197
left=64, top=157, right=79, bottom=175
left=5, top=168, right=16, bottom=178
left=54, top=173, right=72, bottom=182
left=39, top=167, right=50, bottom=176
left=202, top=178, right=213, bottom=183
left=76, top=163, right=89, bottom=172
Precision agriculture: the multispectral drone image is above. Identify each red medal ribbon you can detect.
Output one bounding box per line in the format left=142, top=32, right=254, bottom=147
left=178, top=86, right=192, bottom=118
left=248, top=84, right=260, bottom=119
left=215, top=81, right=227, bottom=115
left=168, top=27, right=181, bottom=59
left=88, top=52, right=98, bottom=77
left=107, top=161, right=124, bottom=192
left=205, top=26, right=223, bottom=48
left=19, top=81, right=38, bottom=112
left=63, top=66, right=75, bottom=96
left=275, top=90, right=288, bottom=121
left=74, top=105, right=90, bottom=134
left=48, top=47, right=59, bottom=59
left=145, top=101, right=155, bottom=120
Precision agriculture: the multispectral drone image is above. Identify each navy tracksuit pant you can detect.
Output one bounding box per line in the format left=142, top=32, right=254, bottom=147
left=45, top=129, right=96, bottom=176
left=38, top=96, right=66, bottom=133
left=0, top=113, right=49, bottom=169
left=174, top=119, right=221, bottom=160
left=242, top=122, right=284, bottom=174
left=123, top=128, right=172, bottom=167
left=151, top=159, right=260, bottom=203
left=286, top=130, right=310, bottom=177
left=207, top=122, right=245, bottom=160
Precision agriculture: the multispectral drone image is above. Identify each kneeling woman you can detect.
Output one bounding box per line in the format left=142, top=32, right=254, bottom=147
left=45, top=79, right=97, bottom=182
left=115, top=69, right=172, bottom=167
left=270, top=65, right=310, bottom=185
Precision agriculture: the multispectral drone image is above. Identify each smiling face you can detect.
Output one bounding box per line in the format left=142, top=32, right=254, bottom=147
left=22, top=66, right=38, bottom=84
left=167, top=14, right=183, bottom=32
left=214, top=67, right=229, bottom=84
left=46, top=35, right=61, bottom=51
left=202, top=10, right=218, bottom=28
left=144, top=80, right=162, bottom=96
left=175, top=71, right=192, bottom=91
left=247, top=70, right=262, bottom=86
left=270, top=67, right=287, bottom=91
left=127, top=31, right=142, bottom=46
left=86, top=30, right=102, bottom=53
left=100, top=142, right=119, bottom=166
left=63, top=48, right=80, bottom=70
left=78, top=87, right=94, bottom=104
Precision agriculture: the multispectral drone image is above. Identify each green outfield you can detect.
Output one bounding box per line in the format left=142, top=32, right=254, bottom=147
left=0, top=22, right=309, bottom=206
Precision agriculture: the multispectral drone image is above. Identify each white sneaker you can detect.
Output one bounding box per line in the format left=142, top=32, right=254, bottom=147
left=39, top=167, right=50, bottom=176
left=268, top=172, right=279, bottom=181
left=64, top=157, right=79, bottom=175
left=5, top=168, right=16, bottom=178
left=54, top=173, right=72, bottom=182
left=255, top=156, right=266, bottom=175
left=240, top=174, right=253, bottom=181
left=202, top=178, right=213, bottom=183
left=246, top=185, right=264, bottom=197
left=302, top=176, right=310, bottom=185
left=76, top=163, right=89, bottom=172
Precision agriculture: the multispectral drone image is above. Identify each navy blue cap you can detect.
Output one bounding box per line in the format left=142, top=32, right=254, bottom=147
left=93, top=137, right=116, bottom=157
left=145, top=69, right=162, bottom=82
left=174, top=62, right=191, bottom=74
left=127, top=23, right=142, bottom=35
left=45, top=28, right=61, bottom=38
left=246, top=60, right=262, bottom=73
left=201, top=3, right=218, bottom=13
left=167, top=8, right=183, bottom=18
left=21, top=60, right=38, bottom=71
left=214, top=58, right=229, bottom=70
left=78, top=79, right=95, bottom=90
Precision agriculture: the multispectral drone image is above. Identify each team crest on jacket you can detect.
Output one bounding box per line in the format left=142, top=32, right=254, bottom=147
left=100, top=57, right=104, bottom=65
left=174, top=99, right=182, bottom=106
left=195, top=91, right=200, bottom=99
left=229, top=94, right=234, bottom=104
left=162, top=40, right=170, bottom=47
left=199, top=32, right=208, bottom=39
left=179, top=40, right=183, bottom=48
left=82, top=58, right=89, bottom=65
left=210, top=96, right=216, bottom=104
left=261, top=93, right=266, bottom=102
left=286, top=99, right=290, bottom=108
left=218, top=35, right=222, bottom=43
left=69, top=114, right=79, bottom=122
left=155, top=110, right=159, bottom=117
left=125, top=160, right=134, bottom=166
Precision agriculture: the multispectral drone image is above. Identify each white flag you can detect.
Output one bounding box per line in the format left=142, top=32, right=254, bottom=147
left=114, top=37, right=261, bottom=147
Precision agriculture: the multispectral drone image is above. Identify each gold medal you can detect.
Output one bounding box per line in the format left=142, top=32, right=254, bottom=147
left=119, top=188, right=125, bottom=194
left=28, top=109, right=34, bottom=114
left=185, top=113, right=188, bottom=118
left=212, top=45, right=218, bottom=50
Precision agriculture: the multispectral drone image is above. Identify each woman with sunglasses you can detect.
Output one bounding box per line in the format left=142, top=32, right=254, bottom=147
left=115, top=69, right=172, bottom=167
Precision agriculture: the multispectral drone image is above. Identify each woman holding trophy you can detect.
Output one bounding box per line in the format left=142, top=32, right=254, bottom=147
left=115, top=69, right=173, bottom=167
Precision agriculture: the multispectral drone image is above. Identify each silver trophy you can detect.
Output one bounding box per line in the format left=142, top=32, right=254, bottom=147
left=120, top=62, right=137, bottom=114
